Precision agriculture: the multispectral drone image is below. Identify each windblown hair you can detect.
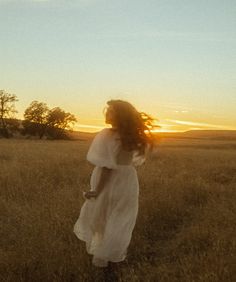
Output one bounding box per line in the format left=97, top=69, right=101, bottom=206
left=105, top=99, right=158, bottom=155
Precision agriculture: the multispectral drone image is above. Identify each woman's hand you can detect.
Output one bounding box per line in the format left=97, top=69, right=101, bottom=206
left=82, top=167, right=112, bottom=200
left=83, top=190, right=98, bottom=199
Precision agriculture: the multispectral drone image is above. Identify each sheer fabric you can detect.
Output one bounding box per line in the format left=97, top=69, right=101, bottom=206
left=73, top=128, right=146, bottom=267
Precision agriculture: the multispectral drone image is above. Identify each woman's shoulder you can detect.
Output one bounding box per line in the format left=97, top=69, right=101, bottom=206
left=98, top=128, right=119, bottom=137
left=95, top=127, right=110, bottom=136
left=94, top=128, right=119, bottom=142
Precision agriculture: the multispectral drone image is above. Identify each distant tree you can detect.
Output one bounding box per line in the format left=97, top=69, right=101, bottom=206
left=47, top=107, right=77, bottom=129
left=6, top=118, right=21, bottom=135
left=23, top=101, right=49, bottom=139
left=46, top=107, right=77, bottom=139
left=0, top=90, right=18, bottom=138
left=23, top=101, right=77, bottom=139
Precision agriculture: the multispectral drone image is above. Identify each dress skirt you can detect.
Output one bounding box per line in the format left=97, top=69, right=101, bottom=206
left=73, top=165, right=139, bottom=266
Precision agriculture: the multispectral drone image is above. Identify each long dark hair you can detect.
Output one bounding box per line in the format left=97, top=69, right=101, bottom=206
left=105, top=99, right=158, bottom=155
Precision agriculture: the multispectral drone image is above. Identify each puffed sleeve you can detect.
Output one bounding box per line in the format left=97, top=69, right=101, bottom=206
left=86, top=128, right=119, bottom=169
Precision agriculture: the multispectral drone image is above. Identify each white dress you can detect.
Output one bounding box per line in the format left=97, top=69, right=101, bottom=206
left=73, top=128, right=146, bottom=267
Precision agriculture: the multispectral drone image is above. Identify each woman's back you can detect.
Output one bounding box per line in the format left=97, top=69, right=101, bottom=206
left=73, top=99, right=155, bottom=268
left=73, top=128, right=142, bottom=267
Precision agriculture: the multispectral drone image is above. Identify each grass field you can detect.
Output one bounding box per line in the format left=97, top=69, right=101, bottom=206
left=1, top=135, right=236, bottom=281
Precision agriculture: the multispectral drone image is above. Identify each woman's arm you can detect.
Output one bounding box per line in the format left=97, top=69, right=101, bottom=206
left=84, top=166, right=113, bottom=199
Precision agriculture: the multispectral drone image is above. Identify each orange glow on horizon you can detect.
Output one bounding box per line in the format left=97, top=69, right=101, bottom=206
left=75, top=119, right=236, bottom=133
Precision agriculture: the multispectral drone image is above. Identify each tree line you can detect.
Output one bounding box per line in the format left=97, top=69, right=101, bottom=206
left=0, top=90, right=77, bottom=139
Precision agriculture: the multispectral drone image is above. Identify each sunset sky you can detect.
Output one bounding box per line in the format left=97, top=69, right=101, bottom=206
left=0, top=0, right=235, bottom=132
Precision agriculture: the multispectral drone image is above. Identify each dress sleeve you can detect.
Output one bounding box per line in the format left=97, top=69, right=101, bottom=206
left=86, top=128, right=119, bottom=169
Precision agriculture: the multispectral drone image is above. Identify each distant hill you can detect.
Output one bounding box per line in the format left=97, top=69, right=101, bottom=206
left=157, top=130, right=236, bottom=141
left=70, top=129, right=236, bottom=141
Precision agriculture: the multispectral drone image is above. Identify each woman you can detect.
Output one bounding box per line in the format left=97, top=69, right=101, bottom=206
left=73, top=99, right=156, bottom=267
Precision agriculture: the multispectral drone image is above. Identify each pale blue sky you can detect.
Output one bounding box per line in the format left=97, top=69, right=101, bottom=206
left=1, top=0, right=235, bottom=131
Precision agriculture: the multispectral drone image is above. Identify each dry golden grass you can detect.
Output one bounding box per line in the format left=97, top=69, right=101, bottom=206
left=0, top=137, right=236, bottom=281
